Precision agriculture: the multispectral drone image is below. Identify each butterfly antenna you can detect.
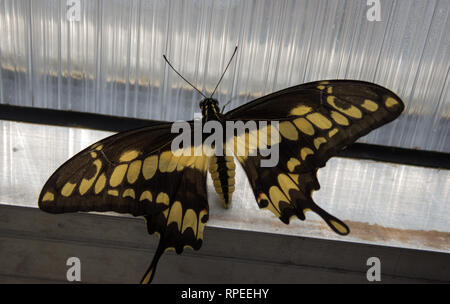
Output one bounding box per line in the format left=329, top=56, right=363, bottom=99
left=163, top=54, right=207, bottom=98
left=210, top=46, right=238, bottom=98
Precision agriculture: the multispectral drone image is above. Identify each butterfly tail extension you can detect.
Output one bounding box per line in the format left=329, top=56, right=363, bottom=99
left=309, top=203, right=350, bottom=235
left=141, top=239, right=166, bottom=284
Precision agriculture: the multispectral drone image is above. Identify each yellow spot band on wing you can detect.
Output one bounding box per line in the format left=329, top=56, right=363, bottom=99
left=361, top=99, right=378, bottom=112
left=277, top=174, right=299, bottom=200
left=328, top=128, right=339, bottom=138
left=181, top=209, right=198, bottom=234
left=156, top=192, right=170, bottom=206
left=288, top=173, right=300, bottom=185
left=327, top=96, right=362, bottom=119
left=385, top=97, right=398, bottom=107
left=42, top=191, right=54, bottom=202
left=330, top=111, right=349, bottom=126
left=79, top=159, right=102, bottom=195
left=194, top=156, right=208, bottom=172
left=293, top=118, right=315, bottom=136
left=109, top=164, right=128, bottom=187
left=314, top=137, right=327, bottom=149
left=287, top=158, right=300, bottom=172
left=269, top=186, right=289, bottom=211
left=279, top=121, right=299, bottom=141
left=168, top=201, right=183, bottom=230
left=197, top=209, right=208, bottom=240
left=107, top=189, right=119, bottom=196
left=159, top=151, right=177, bottom=173
left=95, top=173, right=106, bottom=194
left=127, top=160, right=142, bottom=184
left=290, top=105, right=312, bottom=116
left=122, top=188, right=136, bottom=199
left=300, top=147, right=314, bottom=160
left=119, top=150, right=140, bottom=162
left=142, top=155, right=158, bottom=180
left=306, top=113, right=332, bottom=129
left=139, top=190, right=153, bottom=202
left=61, top=182, right=76, bottom=197
left=257, top=192, right=281, bottom=217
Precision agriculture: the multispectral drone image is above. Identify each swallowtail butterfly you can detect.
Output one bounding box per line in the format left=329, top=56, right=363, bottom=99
left=39, top=48, right=405, bottom=283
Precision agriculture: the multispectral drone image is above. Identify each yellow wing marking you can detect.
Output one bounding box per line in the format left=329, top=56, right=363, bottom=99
left=279, top=121, right=299, bottom=141
left=269, top=186, right=289, bottom=211
left=385, top=97, right=398, bottom=107
left=119, top=150, right=140, bottom=162
left=277, top=174, right=299, bottom=200
left=327, top=96, right=362, bottom=119
left=139, top=190, right=153, bottom=202
left=314, top=137, right=327, bottom=149
left=42, top=191, right=54, bottom=202
left=127, top=160, right=142, bottom=184
left=328, top=128, right=338, bottom=138
left=94, top=173, right=106, bottom=194
left=300, top=147, right=314, bottom=160
left=156, top=192, right=170, bottom=206
left=197, top=209, right=208, bottom=240
left=177, top=154, right=195, bottom=171
left=257, top=124, right=281, bottom=147
left=330, top=111, right=349, bottom=126
left=61, top=182, right=76, bottom=197
left=107, top=189, right=119, bottom=196
left=142, top=155, right=158, bottom=180
left=159, top=151, right=178, bottom=173
left=330, top=219, right=349, bottom=234
left=194, top=155, right=208, bottom=172
left=122, top=188, right=136, bottom=199
left=288, top=173, right=300, bottom=185
left=293, top=118, right=315, bottom=136
left=167, top=201, right=183, bottom=230
left=290, top=105, right=312, bottom=116
left=109, top=163, right=128, bottom=188
left=361, top=99, right=378, bottom=112
left=306, top=113, right=332, bottom=129
left=79, top=159, right=102, bottom=195
left=257, top=192, right=281, bottom=217
left=181, top=209, right=198, bottom=234
left=287, top=158, right=300, bottom=172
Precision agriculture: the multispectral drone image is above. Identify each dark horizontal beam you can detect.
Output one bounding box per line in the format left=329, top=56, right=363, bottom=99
left=0, top=104, right=448, bottom=169
left=0, top=104, right=165, bottom=132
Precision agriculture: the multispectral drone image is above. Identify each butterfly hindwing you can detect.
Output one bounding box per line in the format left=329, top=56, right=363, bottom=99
left=225, top=80, right=404, bottom=233
left=38, top=121, right=209, bottom=283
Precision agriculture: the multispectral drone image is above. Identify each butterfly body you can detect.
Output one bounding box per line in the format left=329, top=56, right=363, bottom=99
left=198, top=97, right=236, bottom=208
left=38, top=80, right=404, bottom=283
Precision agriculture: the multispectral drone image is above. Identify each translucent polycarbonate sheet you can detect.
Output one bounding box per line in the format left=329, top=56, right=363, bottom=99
left=1, top=120, right=449, bottom=252
left=0, top=0, right=449, bottom=152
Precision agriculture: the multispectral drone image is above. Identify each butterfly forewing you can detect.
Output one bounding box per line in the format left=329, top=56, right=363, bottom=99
left=38, top=121, right=210, bottom=283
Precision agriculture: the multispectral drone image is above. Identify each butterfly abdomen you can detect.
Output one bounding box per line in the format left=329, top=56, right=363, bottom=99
left=209, top=154, right=235, bottom=208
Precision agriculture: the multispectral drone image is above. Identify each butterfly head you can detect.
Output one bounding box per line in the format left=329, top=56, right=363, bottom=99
left=199, top=98, right=220, bottom=118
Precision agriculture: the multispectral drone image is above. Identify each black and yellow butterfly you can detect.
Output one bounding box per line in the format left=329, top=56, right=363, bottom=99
left=38, top=52, right=404, bottom=283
